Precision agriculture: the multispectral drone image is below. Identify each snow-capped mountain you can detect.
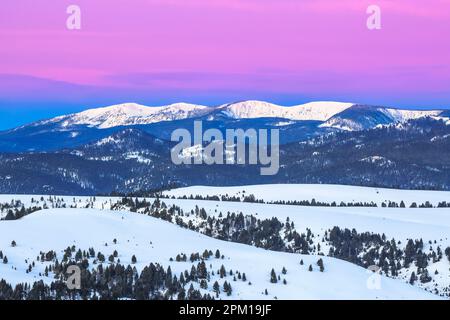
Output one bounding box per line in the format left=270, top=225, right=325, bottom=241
left=320, top=105, right=443, bottom=131
left=43, top=102, right=212, bottom=129
left=33, top=100, right=355, bottom=130
left=27, top=100, right=446, bottom=131
left=0, top=100, right=447, bottom=153
left=215, top=101, right=354, bottom=121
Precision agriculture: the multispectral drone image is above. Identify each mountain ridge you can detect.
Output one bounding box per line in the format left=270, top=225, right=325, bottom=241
left=0, top=100, right=448, bottom=153
left=10, top=100, right=447, bottom=131
left=1, top=117, right=449, bottom=194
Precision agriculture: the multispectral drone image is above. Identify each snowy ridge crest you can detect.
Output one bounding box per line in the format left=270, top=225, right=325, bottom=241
left=27, top=101, right=447, bottom=131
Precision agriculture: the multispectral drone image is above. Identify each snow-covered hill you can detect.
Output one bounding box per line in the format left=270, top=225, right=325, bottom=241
left=162, top=184, right=450, bottom=208
left=0, top=208, right=438, bottom=299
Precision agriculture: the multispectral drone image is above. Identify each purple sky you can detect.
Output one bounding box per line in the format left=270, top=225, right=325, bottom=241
left=0, top=0, right=450, bottom=128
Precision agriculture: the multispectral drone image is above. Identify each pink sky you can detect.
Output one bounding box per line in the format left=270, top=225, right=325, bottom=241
left=0, top=0, right=450, bottom=113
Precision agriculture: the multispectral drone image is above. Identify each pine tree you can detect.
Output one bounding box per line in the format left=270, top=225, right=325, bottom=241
left=220, top=265, right=226, bottom=278
left=197, top=261, right=207, bottom=279
left=409, top=272, right=417, bottom=285
left=200, top=279, right=208, bottom=289
left=177, top=288, right=186, bottom=300
left=420, top=269, right=432, bottom=283
left=270, top=269, right=277, bottom=283
left=223, top=281, right=232, bottom=296
left=317, top=258, right=324, bottom=272
left=213, top=281, right=220, bottom=297
left=308, top=265, right=313, bottom=272
left=445, top=247, right=450, bottom=262
left=75, top=249, right=83, bottom=261
left=97, top=252, right=105, bottom=263
left=131, top=255, right=137, bottom=264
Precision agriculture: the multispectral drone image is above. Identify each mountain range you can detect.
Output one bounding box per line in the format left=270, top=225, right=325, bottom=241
left=1, top=100, right=448, bottom=152
left=0, top=100, right=449, bottom=194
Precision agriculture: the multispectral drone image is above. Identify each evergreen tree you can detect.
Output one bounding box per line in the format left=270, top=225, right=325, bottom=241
left=213, top=281, right=220, bottom=297
left=270, top=269, right=277, bottom=283
left=409, top=272, right=417, bottom=285
left=219, top=265, right=226, bottom=278
left=317, top=258, right=324, bottom=272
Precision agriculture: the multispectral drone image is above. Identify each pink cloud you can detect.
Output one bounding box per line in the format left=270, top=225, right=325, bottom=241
left=0, top=0, right=449, bottom=107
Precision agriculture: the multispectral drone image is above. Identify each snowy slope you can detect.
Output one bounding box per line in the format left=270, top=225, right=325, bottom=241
left=320, top=105, right=444, bottom=131
left=163, top=184, right=450, bottom=208
left=36, top=100, right=355, bottom=129
left=44, top=101, right=444, bottom=130
left=383, top=108, right=442, bottom=122
left=157, top=199, right=450, bottom=245
left=0, top=208, right=438, bottom=299
left=217, top=101, right=354, bottom=121
left=43, top=102, right=212, bottom=129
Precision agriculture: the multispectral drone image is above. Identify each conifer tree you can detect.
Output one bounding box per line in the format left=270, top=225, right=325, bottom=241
left=270, top=269, right=277, bottom=283
left=317, top=258, right=324, bottom=272
left=213, top=281, right=220, bottom=297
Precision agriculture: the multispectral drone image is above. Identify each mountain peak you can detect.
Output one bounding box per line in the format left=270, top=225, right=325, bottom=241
left=217, top=100, right=354, bottom=121
left=56, top=102, right=211, bottom=129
